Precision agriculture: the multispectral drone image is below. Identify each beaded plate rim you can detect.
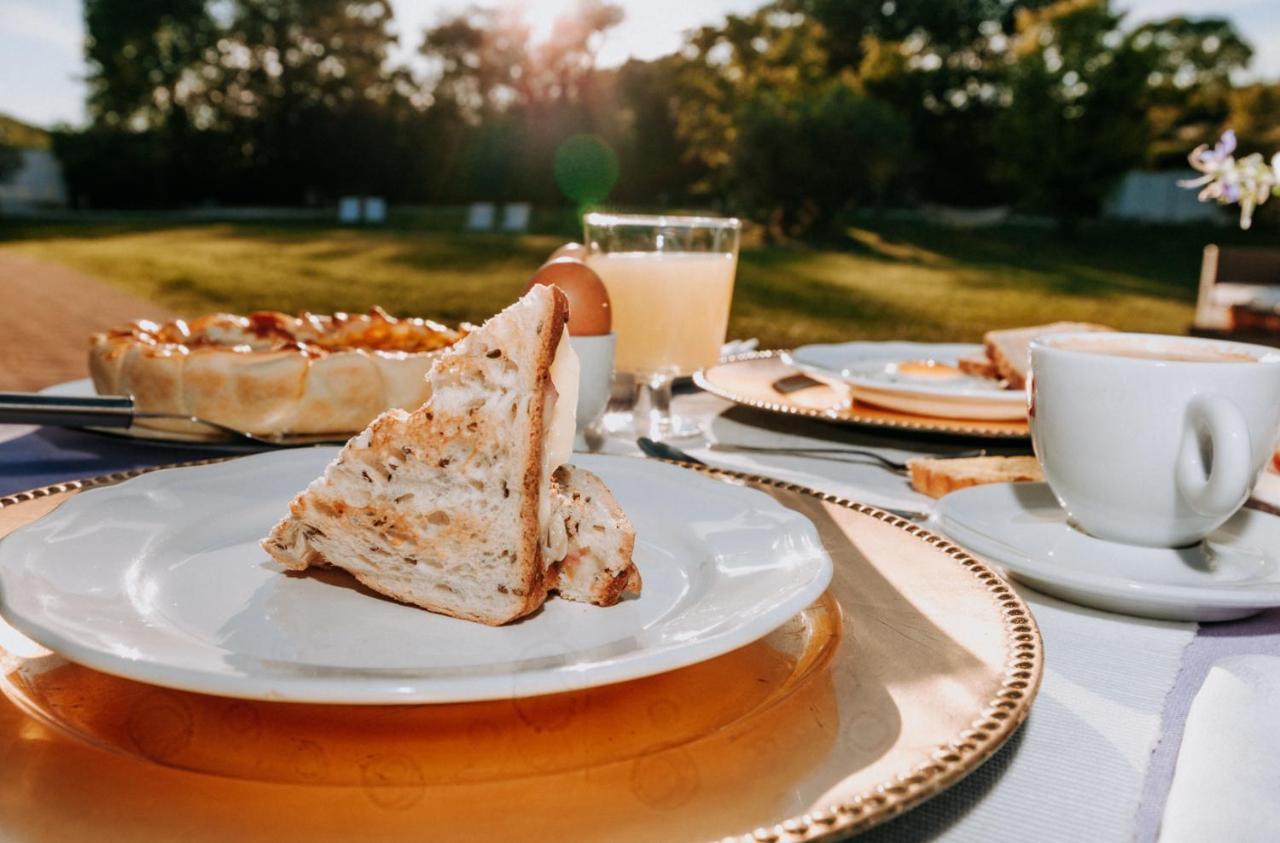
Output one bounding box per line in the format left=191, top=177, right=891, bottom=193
left=0, top=458, right=1043, bottom=841
left=694, top=350, right=1031, bottom=440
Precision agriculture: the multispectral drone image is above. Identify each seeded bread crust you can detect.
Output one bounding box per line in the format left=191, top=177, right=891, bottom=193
left=261, top=286, right=571, bottom=625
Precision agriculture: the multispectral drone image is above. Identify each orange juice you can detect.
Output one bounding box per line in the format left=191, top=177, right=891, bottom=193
left=585, top=251, right=737, bottom=376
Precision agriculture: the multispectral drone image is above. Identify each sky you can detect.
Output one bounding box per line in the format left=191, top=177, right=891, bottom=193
left=1, top=0, right=1278, bottom=129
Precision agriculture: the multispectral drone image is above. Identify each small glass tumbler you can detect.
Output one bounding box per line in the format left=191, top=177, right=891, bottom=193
left=583, top=213, right=741, bottom=440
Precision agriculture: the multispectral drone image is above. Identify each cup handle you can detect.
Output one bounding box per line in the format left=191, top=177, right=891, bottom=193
left=1175, top=394, right=1254, bottom=518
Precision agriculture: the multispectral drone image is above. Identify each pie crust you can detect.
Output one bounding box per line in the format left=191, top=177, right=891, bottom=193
left=88, top=309, right=464, bottom=435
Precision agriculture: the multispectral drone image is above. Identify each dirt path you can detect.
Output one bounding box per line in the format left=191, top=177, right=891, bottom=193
left=0, top=252, right=175, bottom=391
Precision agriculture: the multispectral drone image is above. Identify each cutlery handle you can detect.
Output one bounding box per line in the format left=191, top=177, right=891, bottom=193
left=0, top=393, right=136, bottom=429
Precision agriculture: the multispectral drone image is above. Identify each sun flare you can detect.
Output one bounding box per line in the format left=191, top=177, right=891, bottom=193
left=505, top=0, right=578, bottom=43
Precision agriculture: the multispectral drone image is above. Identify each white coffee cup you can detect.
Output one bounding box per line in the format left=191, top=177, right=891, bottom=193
left=1029, top=332, right=1280, bottom=547
left=568, top=332, right=615, bottom=433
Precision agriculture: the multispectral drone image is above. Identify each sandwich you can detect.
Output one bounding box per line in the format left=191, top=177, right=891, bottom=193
left=261, top=285, right=641, bottom=625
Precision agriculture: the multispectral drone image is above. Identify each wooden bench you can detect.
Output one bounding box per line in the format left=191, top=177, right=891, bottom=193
left=1190, top=245, right=1280, bottom=346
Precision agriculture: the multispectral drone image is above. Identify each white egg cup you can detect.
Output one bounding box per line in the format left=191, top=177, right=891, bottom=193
left=568, top=333, right=615, bottom=433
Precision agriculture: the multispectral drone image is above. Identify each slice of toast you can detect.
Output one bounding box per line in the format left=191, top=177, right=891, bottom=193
left=261, top=285, right=639, bottom=625
left=548, top=465, right=641, bottom=606
left=984, top=322, right=1113, bottom=389
left=906, top=455, right=1043, bottom=499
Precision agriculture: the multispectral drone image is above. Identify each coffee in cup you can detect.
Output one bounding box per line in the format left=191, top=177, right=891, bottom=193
left=1029, top=332, right=1280, bottom=547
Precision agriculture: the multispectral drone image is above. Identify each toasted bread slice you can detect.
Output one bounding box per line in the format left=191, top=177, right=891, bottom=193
left=984, top=322, right=1113, bottom=389
left=956, top=352, right=998, bottom=380
left=548, top=465, right=640, bottom=606
left=262, top=286, right=582, bottom=625
left=907, top=455, right=1043, bottom=499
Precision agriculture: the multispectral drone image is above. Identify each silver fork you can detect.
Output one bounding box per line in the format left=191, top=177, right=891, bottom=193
left=0, top=392, right=344, bottom=447
left=707, top=443, right=988, bottom=472
left=636, top=437, right=933, bottom=520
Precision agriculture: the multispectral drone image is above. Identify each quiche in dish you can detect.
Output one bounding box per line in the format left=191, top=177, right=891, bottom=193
left=89, top=308, right=465, bottom=435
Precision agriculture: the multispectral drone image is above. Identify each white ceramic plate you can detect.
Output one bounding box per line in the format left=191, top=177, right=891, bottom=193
left=932, top=482, right=1280, bottom=621
left=786, top=342, right=1025, bottom=421
left=0, top=450, right=832, bottom=704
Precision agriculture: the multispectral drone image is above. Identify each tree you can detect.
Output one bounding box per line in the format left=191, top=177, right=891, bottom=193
left=0, top=135, right=20, bottom=185
left=671, top=4, right=831, bottom=200
left=0, top=132, right=21, bottom=219
left=610, top=57, right=704, bottom=204
left=799, top=0, right=1054, bottom=71
left=417, top=1, right=625, bottom=204
left=669, top=3, right=913, bottom=233
left=80, top=0, right=416, bottom=205
left=795, top=0, right=1063, bottom=206
left=419, top=1, right=622, bottom=118
left=1228, top=83, right=1280, bottom=154
left=83, top=0, right=217, bottom=128
left=1131, top=17, right=1251, bottom=95
left=992, top=0, right=1153, bottom=230
left=1127, top=16, right=1252, bottom=166
left=731, top=80, right=910, bottom=237
left=215, top=0, right=405, bottom=202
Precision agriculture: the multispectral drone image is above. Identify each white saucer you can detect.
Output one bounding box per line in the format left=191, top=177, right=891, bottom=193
left=785, top=342, right=1025, bottom=421
left=0, top=450, right=832, bottom=704
left=932, top=482, right=1280, bottom=622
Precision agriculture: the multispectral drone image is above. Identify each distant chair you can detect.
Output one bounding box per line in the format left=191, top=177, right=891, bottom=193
left=1192, top=244, right=1280, bottom=342
left=337, top=196, right=362, bottom=225
left=921, top=203, right=1010, bottom=229
left=362, top=196, right=387, bottom=224
left=501, top=202, right=531, bottom=233
left=465, top=202, right=496, bottom=232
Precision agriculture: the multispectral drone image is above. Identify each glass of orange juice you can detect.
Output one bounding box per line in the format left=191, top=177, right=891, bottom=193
left=584, top=213, right=741, bottom=440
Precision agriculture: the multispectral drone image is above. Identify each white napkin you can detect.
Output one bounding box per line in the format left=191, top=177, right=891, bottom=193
left=1159, top=655, right=1280, bottom=842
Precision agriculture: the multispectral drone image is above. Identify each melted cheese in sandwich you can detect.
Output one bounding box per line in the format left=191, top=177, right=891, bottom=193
left=540, top=328, right=579, bottom=563
left=545, top=327, right=579, bottom=475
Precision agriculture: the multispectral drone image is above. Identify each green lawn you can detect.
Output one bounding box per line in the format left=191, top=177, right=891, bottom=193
left=4, top=214, right=1273, bottom=348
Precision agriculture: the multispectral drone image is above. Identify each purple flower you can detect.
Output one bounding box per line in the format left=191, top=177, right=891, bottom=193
left=1198, top=130, right=1237, bottom=166
left=1180, top=130, right=1280, bottom=230
left=1190, top=131, right=1237, bottom=171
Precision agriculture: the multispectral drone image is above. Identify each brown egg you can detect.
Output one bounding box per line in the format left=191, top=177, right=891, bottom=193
left=546, top=242, right=589, bottom=264
left=524, top=257, right=612, bottom=336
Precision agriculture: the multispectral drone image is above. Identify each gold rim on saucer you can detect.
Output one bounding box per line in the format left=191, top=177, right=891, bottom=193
left=0, top=460, right=1042, bottom=842
left=695, top=350, right=1031, bottom=439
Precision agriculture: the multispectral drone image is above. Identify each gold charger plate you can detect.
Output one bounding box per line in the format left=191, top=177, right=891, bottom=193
left=0, top=461, right=1042, bottom=843
left=694, top=351, right=1030, bottom=439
